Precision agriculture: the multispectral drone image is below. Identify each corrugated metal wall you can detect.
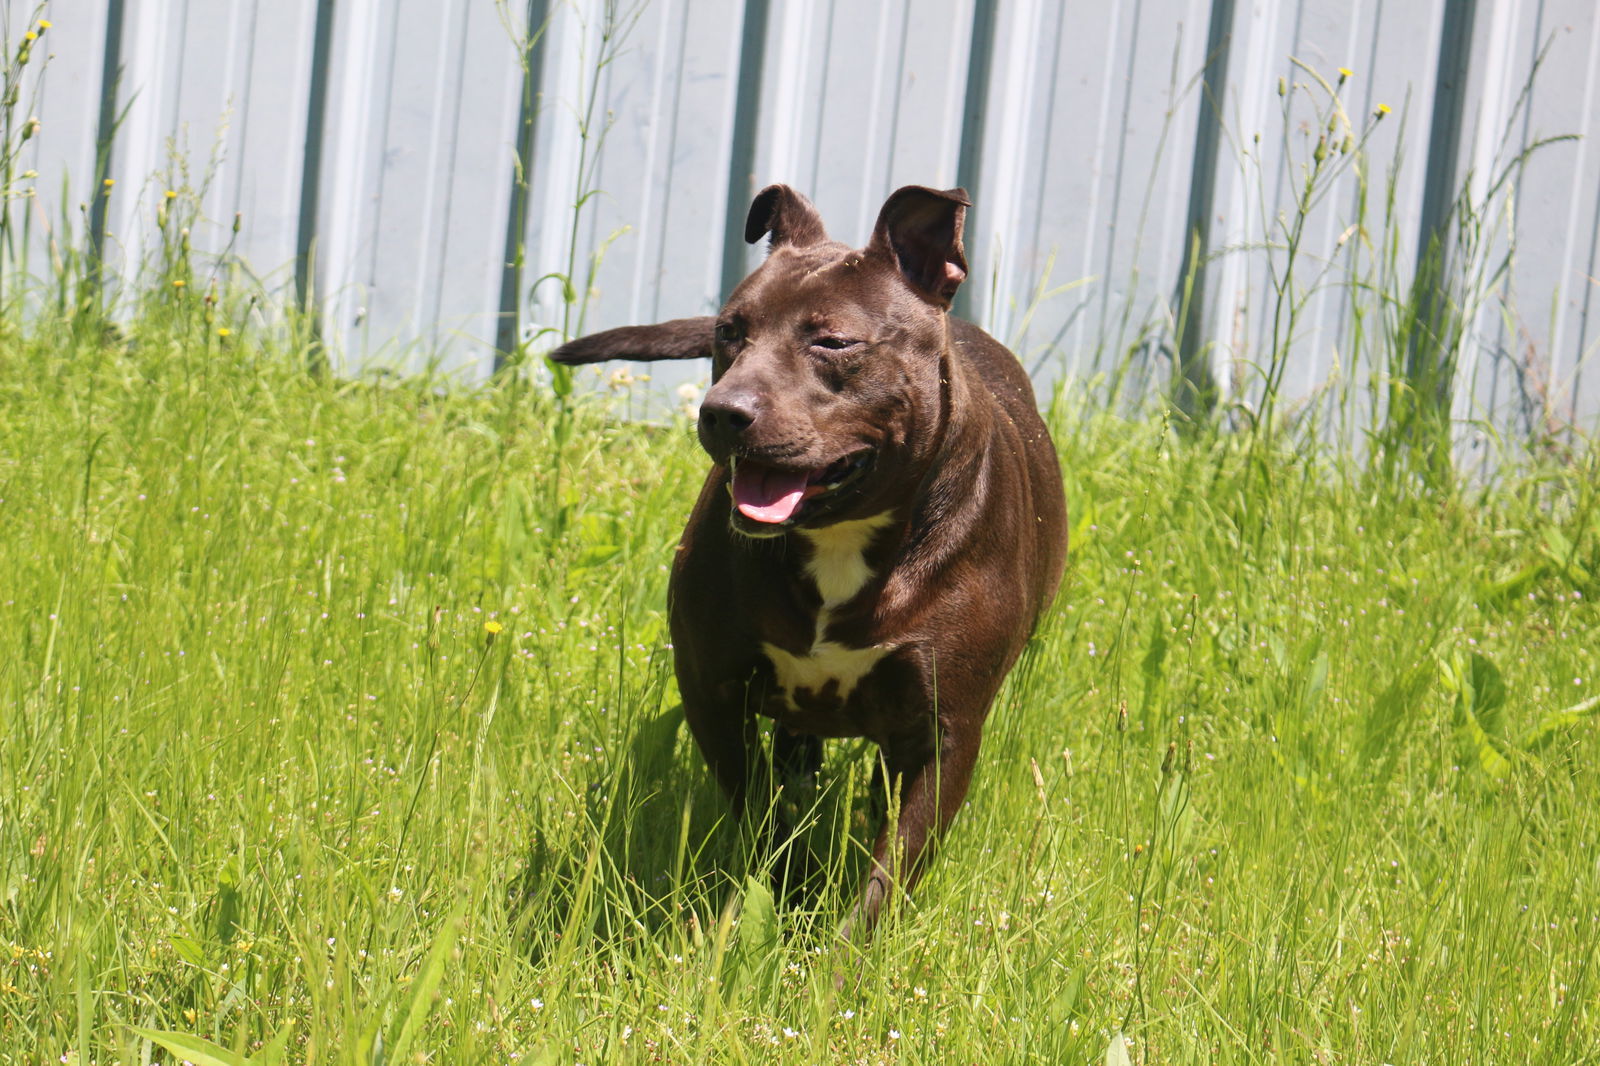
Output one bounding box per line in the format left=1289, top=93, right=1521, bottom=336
left=9, top=0, right=1600, bottom=436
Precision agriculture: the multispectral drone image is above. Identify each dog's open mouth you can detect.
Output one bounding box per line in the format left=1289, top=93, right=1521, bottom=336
left=730, top=452, right=872, bottom=525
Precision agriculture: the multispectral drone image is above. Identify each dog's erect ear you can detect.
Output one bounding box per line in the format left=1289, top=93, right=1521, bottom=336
left=744, top=184, right=829, bottom=250
left=548, top=317, right=716, bottom=365
left=868, top=185, right=970, bottom=308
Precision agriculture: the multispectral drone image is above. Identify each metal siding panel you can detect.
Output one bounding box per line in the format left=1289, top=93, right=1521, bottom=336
left=883, top=0, right=968, bottom=191
left=101, top=0, right=184, bottom=285
left=1570, top=8, right=1600, bottom=426
left=157, top=0, right=318, bottom=294
left=314, top=0, right=518, bottom=379
left=609, top=0, right=739, bottom=314
left=12, top=1, right=111, bottom=286
left=351, top=0, right=436, bottom=367
left=1456, top=0, right=1525, bottom=447
left=964, top=0, right=1044, bottom=341
left=424, top=0, right=523, bottom=376
left=524, top=0, right=605, bottom=346
left=754, top=0, right=956, bottom=252
left=1469, top=0, right=1599, bottom=439
left=745, top=0, right=973, bottom=247
left=517, top=0, right=744, bottom=406
left=805, top=0, right=914, bottom=243
left=1010, top=0, right=1212, bottom=390
left=317, top=0, right=389, bottom=374
left=582, top=0, right=686, bottom=329
left=14, top=0, right=1600, bottom=434
left=228, top=1, right=319, bottom=290
left=1210, top=0, right=1447, bottom=417
left=87, top=0, right=315, bottom=298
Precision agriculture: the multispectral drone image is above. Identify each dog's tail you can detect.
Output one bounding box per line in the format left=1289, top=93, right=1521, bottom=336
left=548, top=316, right=714, bottom=365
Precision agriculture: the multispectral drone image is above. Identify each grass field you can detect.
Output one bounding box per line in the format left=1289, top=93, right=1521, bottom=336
left=1, top=311, right=1597, bottom=1065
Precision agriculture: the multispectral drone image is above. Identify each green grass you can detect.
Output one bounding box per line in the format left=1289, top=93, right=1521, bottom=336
left=2, top=312, right=1597, bottom=1065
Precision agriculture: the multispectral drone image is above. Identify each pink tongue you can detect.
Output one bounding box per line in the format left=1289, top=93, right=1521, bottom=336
left=732, top=462, right=810, bottom=523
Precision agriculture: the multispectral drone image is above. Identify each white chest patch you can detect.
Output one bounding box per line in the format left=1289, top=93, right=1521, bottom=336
left=801, top=511, right=896, bottom=607
left=762, top=512, right=896, bottom=708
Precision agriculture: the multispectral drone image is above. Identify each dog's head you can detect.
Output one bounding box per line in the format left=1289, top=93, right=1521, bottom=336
left=551, top=184, right=971, bottom=538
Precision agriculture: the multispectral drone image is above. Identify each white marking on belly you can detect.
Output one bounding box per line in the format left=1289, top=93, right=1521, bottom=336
left=763, top=511, right=896, bottom=709
left=763, top=639, right=893, bottom=706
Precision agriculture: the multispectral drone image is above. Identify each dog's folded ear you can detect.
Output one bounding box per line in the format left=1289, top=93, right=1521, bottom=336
left=745, top=184, right=830, bottom=250
left=868, top=186, right=971, bottom=308
left=548, top=317, right=716, bottom=364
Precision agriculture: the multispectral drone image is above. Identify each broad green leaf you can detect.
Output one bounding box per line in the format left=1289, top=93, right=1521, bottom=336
left=574, top=543, right=621, bottom=569
left=1105, top=1031, right=1133, bottom=1066
left=1457, top=706, right=1512, bottom=779
left=1475, top=560, right=1546, bottom=606
left=1442, top=650, right=1512, bottom=779
left=1301, top=650, right=1330, bottom=716
left=1465, top=652, right=1507, bottom=738
left=1525, top=693, right=1600, bottom=752
left=1541, top=526, right=1592, bottom=583
left=387, top=896, right=467, bottom=1062
left=215, top=855, right=242, bottom=945
left=731, top=875, right=779, bottom=988
left=128, top=1029, right=248, bottom=1066
left=1361, top=663, right=1432, bottom=781
left=169, top=934, right=208, bottom=968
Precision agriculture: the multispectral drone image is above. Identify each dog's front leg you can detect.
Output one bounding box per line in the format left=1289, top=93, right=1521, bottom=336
left=683, top=691, right=762, bottom=815
left=841, top=716, right=982, bottom=940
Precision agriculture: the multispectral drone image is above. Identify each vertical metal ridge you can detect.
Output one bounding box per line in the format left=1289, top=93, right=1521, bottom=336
left=720, top=0, right=771, bottom=303
left=1575, top=171, right=1600, bottom=418
left=1172, top=0, right=1236, bottom=417
left=495, top=0, right=550, bottom=366
left=952, top=0, right=998, bottom=322
left=86, top=0, right=128, bottom=295
left=427, top=0, right=474, bottom=348
left=1407, top=0, right=1479, bottom=398
left=295, top=0, right=338, bottom=321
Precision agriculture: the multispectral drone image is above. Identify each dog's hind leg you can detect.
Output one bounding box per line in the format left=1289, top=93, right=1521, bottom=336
left=770, top=729, right=824, bottom=905
left=773, top=728, right=822, bottom=783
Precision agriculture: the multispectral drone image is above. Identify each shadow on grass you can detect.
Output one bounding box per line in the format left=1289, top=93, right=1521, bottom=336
left=506, top=704, right=886, bottom=965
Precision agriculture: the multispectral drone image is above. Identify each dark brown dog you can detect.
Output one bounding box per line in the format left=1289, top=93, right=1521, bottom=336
left=551, top=184, right=1066, bottom=935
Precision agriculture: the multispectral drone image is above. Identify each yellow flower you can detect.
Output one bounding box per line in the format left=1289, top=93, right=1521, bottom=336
left=1376, top=103, right=1392, bottom=117
left=1338, top=67, right=1353, bottom=80
left=483, top=620, right=505, bottom=636
left=37, top=19, right=51, bottom=30
left=23, top=30, right=36, bottom=41
left=164, top=189, right=177, bottom=200
left=217, top=327, right=232, bottom=338
left=102, top=178, right=115, bottom=188
left=171, top=279, right=186, bottom=288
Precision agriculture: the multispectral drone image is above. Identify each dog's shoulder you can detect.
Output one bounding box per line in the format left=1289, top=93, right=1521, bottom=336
left=947, top=318, right=1042, bottom=422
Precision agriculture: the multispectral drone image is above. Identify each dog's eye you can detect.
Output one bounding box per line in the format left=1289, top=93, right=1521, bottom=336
left=715, top=322, right=744, bottom=345
left=813, top=336, right=855, bottom=351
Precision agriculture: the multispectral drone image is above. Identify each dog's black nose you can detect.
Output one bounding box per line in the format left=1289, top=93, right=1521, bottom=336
left=698, top=388, right=761, bottom=448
